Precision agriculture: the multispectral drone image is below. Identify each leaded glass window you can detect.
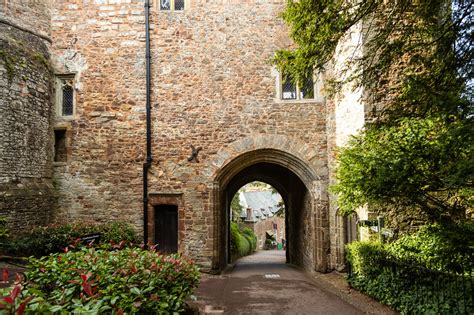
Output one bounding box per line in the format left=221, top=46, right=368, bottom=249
left=282, top=74, right=297, bottom=100
left=280, top=71, right=317, bottom=101
left=300, top=76, right=314, bottom=99
left=62, top=82, right=74, bottom=116
left=174, top=0, right=185, bottom=10
left=160, top=0, right=186, bottom=11
left=56, top=75, right=75, bottom=118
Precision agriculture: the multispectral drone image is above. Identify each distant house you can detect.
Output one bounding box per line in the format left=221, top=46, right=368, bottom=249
left=236, top=190, right=285, bottom=249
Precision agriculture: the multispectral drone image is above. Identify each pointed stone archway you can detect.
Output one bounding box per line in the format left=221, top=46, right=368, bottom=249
left=206, top=136, right=330, bottom=273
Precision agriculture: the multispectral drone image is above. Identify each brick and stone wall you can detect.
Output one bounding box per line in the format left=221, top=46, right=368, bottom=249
left=0, top=1, right=56, bottom=231
left=242, top=216, right=285, bottom=250
left=0, top=0, right=52, bottom=37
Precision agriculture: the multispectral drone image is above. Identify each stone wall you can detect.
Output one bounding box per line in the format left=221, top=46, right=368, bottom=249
left=326, top=22, right=369, bottom=269
left=0, top=6, right=56, bottom=231
left=50, top=0, right=331, bottom=271
left=0, top=0, right=52, bottom=37
left=242, top=216, right=285, bottom=250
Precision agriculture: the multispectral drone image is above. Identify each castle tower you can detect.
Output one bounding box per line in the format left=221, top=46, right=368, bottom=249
left=0, top=0, right=57, bottom=230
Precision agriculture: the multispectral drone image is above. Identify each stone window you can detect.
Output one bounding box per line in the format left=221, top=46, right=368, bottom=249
left=160, top=0, right=186, bottom=11
left=56, top=74, right=76, bottom=118
left=275, top=69, right=324, bottom=102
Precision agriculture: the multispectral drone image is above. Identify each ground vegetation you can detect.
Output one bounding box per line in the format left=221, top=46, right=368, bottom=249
left=0, top=245, right=200, bottom=314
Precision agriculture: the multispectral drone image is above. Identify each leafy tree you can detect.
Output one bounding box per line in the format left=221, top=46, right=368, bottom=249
left=245, top=181, right=272, bottom=190
left=231, top=193, right=243, bottom=222
left=273, top=0, right=472, bottom=119
left=333, top=117, right=473, bottom=225
left=274, top=0, right=473, bottom=227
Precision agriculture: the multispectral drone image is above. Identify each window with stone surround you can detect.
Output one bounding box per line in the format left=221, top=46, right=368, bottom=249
left=160, top=0, right=186, bottom=11
left=275, top=69, right=324, bottom=102
left=55, top=74, right=76, bottom=118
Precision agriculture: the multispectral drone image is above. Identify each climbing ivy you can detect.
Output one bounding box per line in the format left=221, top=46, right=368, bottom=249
left=0, top=49, right=17, bottom=84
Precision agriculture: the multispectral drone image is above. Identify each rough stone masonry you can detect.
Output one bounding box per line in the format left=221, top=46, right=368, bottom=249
left=0, top=0, right=368, bottom=273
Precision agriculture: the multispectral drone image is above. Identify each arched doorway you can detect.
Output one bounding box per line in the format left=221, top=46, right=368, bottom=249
left=211, top=149, right=329, bottom=273
left=229, top=181, right=286, bottom=261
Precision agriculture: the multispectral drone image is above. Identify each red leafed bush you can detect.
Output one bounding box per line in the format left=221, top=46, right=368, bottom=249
left=0, top=246, right=200, bottom=314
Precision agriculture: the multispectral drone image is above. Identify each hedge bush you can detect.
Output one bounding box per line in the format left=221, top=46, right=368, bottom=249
left=230, top=223, right=257, bottom=259
left=346, top=240, right=473, bottom=314
left=241, top=227, right=257, bottom=253
left=0, top=246, right=200, bottom=314
left=385, top=222, right=474, bottom=272
left=1, top=222, right=139, bottom=257
left=230, top=222, right=249, bottom=258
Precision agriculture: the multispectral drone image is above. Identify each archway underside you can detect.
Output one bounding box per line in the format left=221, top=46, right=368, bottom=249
left=226, top=162, right=309, bottom=267
left=213, top=150, right=328, bottom=273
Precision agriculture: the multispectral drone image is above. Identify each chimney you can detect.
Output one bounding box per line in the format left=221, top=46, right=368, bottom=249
left=246, top=207, right=253, bottom=221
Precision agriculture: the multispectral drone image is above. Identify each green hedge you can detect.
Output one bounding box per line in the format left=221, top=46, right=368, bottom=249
left=242, top=227, right=257, bottom=253
left=230, top=223, right=257, bottom=259
left=385, top=223, right=474, bottom=272
left=0, top=247, right=200, bottom=314
left=346, top=240, right=473, bottom=314
left=1, top=222, right=139, bottom=257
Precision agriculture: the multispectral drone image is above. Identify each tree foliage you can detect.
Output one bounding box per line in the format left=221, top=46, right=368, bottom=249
left=333, top=117, right=473, bottom=223
left=231, top=193, right=243, bottom=222
left=274, top=0, right=473, bottom=118
left=275, top=0, right=473, bottom=226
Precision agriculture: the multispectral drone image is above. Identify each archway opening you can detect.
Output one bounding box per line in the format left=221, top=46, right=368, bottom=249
left=214, top=157, right=319, bottom=271
left=229, top=181, right=286, bottom=262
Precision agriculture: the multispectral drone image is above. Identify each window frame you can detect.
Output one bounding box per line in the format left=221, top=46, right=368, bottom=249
left=55, top=74, right=76, bottom=119
left=273, top=68, right=325, bottom=103
left=158, top=0, right=188, bottom=12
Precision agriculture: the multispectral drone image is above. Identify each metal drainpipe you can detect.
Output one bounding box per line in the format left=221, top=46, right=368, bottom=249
left=143, top=0, right=152, bottom=247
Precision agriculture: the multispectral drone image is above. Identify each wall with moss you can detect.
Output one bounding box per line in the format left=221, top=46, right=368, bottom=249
left=0, top=22, right=57, bottom=231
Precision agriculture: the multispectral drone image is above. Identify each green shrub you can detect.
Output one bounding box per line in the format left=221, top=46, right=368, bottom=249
left=2, top=222, right=139, bottom=257
left=230, top=223, right=256, bottom=258
left=386, top=222, right=474, bottom=272
left=238, top=235, right=250, bottom=257
left=0, top=247, right=200, bottom=314
left=241, top=227, right=257, bottom=252
left=346, top=240, right=473, bottom=314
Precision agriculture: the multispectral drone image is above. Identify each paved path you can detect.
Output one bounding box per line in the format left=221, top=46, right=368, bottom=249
left=194, top=250, right=364, bottom=315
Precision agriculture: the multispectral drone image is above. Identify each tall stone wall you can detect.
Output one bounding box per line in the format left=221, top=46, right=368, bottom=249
left=327, top=22, right=369, bottom=269
left=0, top=1, right=56, bottom=231
left=51, top=0, right=331, bottom=270
left=0, top=0, right=52, bottom=37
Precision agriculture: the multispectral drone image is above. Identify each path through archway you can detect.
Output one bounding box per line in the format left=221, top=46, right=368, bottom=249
left=211, top=149, right=328, bottom=273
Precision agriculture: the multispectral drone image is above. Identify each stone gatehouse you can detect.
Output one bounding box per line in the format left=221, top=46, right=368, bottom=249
left=1, top=0, right=368, bottom=273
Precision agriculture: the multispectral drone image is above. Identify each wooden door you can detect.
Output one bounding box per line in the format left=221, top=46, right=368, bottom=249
left=154, top=205, right=178, bottom=253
